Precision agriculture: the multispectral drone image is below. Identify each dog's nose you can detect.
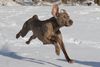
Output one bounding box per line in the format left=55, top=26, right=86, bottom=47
left=69, top=19, right=73, bottom=25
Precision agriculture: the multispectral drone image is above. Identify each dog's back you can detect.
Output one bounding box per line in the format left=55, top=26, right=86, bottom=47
left=31, top=17, right=56, bottom=44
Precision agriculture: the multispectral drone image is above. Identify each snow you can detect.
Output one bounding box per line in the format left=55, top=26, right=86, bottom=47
left=0, top=0, right=21, bottom=6
left=0, top=6, right=100, bottom=67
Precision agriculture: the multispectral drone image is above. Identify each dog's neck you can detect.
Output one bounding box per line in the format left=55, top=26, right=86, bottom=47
left=50, top=17, right=61, bottom=31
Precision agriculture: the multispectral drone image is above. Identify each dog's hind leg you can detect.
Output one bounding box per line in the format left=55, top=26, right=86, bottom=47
left=16, top=30, right=21, bottom=39
left=26, top=35, right=36, bottom=44
left=16, top=21, right=30, bottom=39
left=48, top=36, right=60, bottom=56
left=16, top=28, right=29, bottom=39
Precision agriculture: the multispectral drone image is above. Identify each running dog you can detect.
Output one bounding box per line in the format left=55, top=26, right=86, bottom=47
left=16, top=9, right=74, bottom=63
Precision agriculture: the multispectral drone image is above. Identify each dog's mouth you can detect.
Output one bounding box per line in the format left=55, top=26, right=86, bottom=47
left=65, top=19, right=73, bottom=27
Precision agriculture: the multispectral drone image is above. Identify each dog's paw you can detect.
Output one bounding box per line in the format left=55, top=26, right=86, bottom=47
left=68, top=59, right=75, bottom=64
left=55, top=45, right=60, bottom=56
left=26, top=41, right=30, bottom=44
left=16, top=34, right=20, bottom=39
left=56, top=49, right=60, bottom=56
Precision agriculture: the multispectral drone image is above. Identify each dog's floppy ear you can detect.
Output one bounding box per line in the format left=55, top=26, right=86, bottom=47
left=51, top=3, right=59, bottom=17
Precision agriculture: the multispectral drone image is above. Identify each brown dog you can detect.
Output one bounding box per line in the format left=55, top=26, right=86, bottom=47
left=16, top=9, right=74, bottom=63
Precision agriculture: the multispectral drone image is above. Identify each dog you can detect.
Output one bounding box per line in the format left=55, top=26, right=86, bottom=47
left=16, top=9, right=74, bottom=63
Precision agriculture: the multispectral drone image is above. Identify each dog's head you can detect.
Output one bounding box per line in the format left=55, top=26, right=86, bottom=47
left=56, top=9, right=73, bottom=27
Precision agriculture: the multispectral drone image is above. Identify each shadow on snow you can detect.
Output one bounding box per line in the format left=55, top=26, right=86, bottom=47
left=0, top=46, right=62, bottom=67
left=57, top=59, right=100, bottom=67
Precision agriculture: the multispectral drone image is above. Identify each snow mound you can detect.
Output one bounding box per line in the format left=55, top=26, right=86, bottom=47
left=0, top=0, right=21, bottom=6
left=6, top=1, right=21, bottom=6
left=67, top=38, right=100, bottom=48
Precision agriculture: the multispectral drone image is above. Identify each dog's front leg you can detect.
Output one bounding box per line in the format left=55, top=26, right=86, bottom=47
left=26, top=35, right=36, bottom=44
left=54, top=42, right=60, bottom=56
left=58, top=38, right=74, bottom=63
left=55, top=30, right=74, bottom=63
left=55, top=30, right=62, bottom=40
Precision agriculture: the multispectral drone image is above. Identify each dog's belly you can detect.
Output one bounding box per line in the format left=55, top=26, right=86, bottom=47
left=35, top=30, right=51, bottom=44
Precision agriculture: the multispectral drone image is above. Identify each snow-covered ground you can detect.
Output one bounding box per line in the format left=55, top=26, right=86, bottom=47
left=0, top=5, right=100, bottom=67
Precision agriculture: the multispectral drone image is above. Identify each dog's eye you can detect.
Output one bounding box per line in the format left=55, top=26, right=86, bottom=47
left=63, top=15, right=66, bottom=18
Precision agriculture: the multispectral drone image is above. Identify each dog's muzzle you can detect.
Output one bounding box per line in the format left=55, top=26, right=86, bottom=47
left=65, top=19, right=73, bottom=27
